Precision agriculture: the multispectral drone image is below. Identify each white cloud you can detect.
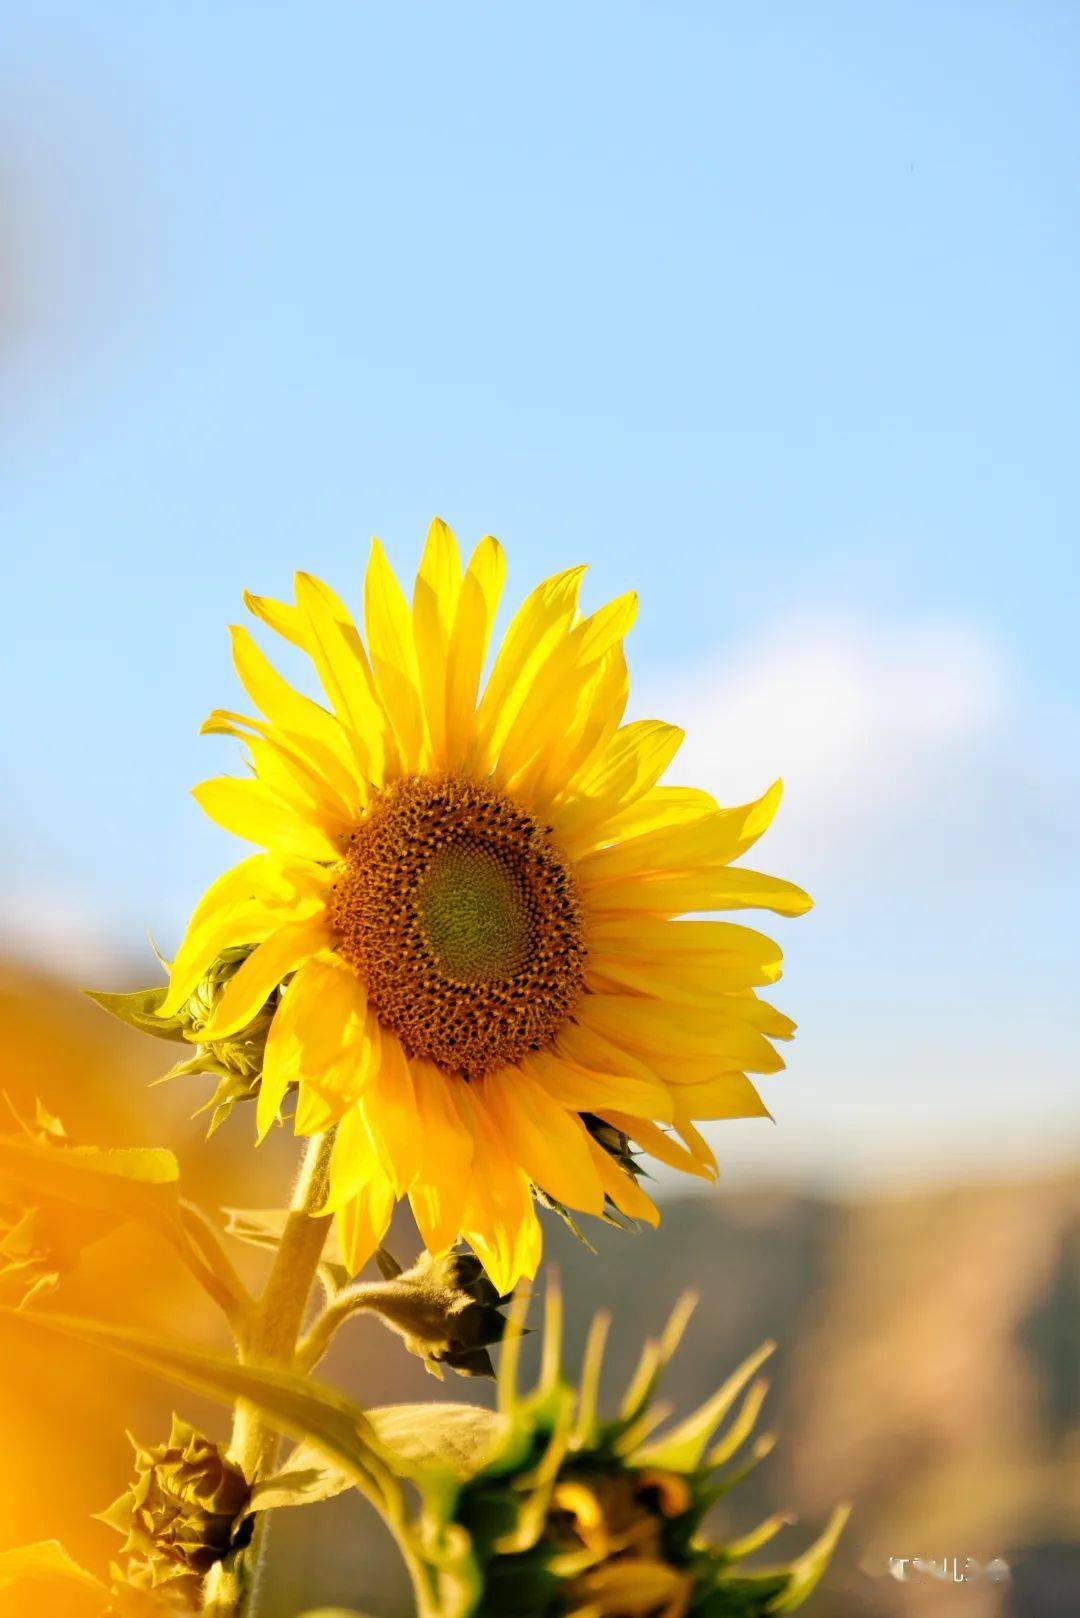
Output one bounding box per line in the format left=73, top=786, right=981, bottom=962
left=640, top=611, right=1072, bottom=892
left=0, top=889, right=132, bottom=982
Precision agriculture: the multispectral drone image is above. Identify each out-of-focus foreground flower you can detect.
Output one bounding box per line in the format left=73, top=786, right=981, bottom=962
left=141, top=520, right=809, bottom=1292
left=421, top=1289, right=849, bottom=1618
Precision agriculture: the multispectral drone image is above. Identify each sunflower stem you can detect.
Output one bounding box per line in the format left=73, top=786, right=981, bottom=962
left=200, top=1130, right=334, bottom=1618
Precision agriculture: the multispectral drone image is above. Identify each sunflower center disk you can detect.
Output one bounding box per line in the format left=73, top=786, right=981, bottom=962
left=328, top=776, right=585, bottom=1078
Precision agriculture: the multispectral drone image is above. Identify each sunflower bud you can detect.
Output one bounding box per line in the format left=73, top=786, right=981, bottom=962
left=423, top=1288, right=849, bottom=1617
left=89, top=949, right=278, bottom=1134
left=342, top=1249, right=511, bottom=1378
left=167, top=947, right=280, bottom=1132
left=99, top=1418, right=253, bottom=1607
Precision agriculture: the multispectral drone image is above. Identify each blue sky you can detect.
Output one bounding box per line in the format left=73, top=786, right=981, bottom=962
left=2, top=2, right=1077, bottom=1189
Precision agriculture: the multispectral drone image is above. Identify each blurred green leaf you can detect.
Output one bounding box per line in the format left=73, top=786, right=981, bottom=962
left=0, top=1133, right=180, bottom=1225
left=251, top=1402, right=507, bottom=1517
left=0, top=1539, right=106, bottom=1591
left=3, top=1306, right=405, bottom=1516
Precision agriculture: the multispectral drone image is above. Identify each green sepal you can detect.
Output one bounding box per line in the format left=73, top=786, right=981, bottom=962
left=85, top=986, right=187, bottom=1042
left=765, top=1504, right=851, bottom=1613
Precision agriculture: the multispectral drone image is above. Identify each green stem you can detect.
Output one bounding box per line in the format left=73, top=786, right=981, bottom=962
left=201, top=1132, right=334, bottom=1617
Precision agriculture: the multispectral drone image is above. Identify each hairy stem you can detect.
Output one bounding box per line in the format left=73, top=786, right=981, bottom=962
left=294, top=1280, right=401, bottom=1373
left=201, top=1131, right=334, bottom=1617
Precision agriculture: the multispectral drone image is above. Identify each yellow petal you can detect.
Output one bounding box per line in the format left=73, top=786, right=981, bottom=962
left=294, top=572, right=392, bottom=783
left=470, top=565, right=587, bottom=771
left=555, top=1019, right=661, bottom=1086
left=668, top=1072, right=771, bottom=1120
left=229, top=624, right=366, bottom=803
left=443, top=535, right=506, bottom=768
left=357, top=1030, right=421, bottom=1196
left=363, top=539, right=426, bottom=773
left=521, top=1048, right=674, bottom=1123
left=584, top=948, right=779, bottom=1001
left=597, top=1111, right=716, bottom=1182
left=202, top=913, right=331, bottom=1039
left=553, top=721, right=684, bottom=849
left=577, top=785, right=720, bottom=848
left=243, top=589, right=308, bottom=649
left=541, top=644, right=630, bottom=802
left=192, top=776, right=342, bottom=862
left=575, top=781, right=784, bottom=886
left=411, top=518, right=463, bottom=767
left=202, top=710, right=355, bottom=825
left=671, top=1110, right=719, bottom=1174
left=480, top=1068, right=605, bottom=1215
left=576, top=995, right=785, bottom=1075
left=238, top=732, right=355, bottom=838
left=496, top=592, right=637, bottom=789
left=586, top=1137, right=660, bottom=1227
left=408, top=1062, right=473, bottom=1255
left=160, top=854, right=294, bottom=1013
left=335, top=1168, right=396, bottom=1275
left=324, top=1102, right=381, bottom=1212
left=161, top=898, right=284, bottom=1017
left=584, top=865, right=813, bottom=918
left=261, top=956, right=378, bottom=1139
left=584, top=915, right=783, bottom=976
left=455, top=1081, right=542, bottom=1294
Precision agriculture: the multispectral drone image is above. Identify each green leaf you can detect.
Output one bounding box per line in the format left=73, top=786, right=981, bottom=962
left=224, top=1206, right=347, bottom=1259
left=224, top=1207, right=349, bottom=1292
left=0, top=1132, right=181, bottom=1229
left=221, top=1206, right=291, bottom=1251
left=3, top=1306, right=405, bottom=1517
left=0, top=1539, right=106, bottom=1591
left=250, top=1403, right=508, bottom=1515
left=248, top=1439, right=355, bottom=1512
left=369, top=1403, right=507, bottom=1479
left=84, top=986, right=188, bottom=1042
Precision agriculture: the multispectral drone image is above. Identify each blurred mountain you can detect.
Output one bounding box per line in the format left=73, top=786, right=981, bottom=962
left=1, top=957, right=1077, bottom=1617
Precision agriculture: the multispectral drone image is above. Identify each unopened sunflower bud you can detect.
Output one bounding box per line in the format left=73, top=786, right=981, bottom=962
left=344, top=1249, right=511, bottom=1378
left=99, top=1418, right=253, bottom=1608
left=90, top=950, right=278, bottom=1134
left=168, top=949, right=280, bottom=1133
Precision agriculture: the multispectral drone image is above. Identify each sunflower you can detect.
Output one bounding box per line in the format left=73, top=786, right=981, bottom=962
left=423, top=1286, right=849, bottom=1618
left=158, top=521, right=810, bottom=1292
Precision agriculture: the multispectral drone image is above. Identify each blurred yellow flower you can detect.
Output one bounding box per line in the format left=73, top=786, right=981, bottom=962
left=160, top=521, right=809, bottom=1291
